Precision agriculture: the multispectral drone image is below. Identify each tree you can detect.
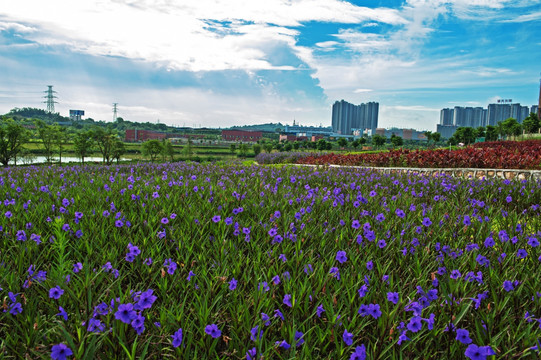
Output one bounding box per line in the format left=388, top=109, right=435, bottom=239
left=499, top=118, right=521, bottom=140
left=92, top=127, right=117, bottom=165
left=390, top=134, right=403, bottom=148
left=337, top=138, right=348, bottom=148
left=358, top=137, right=367, bottom=146
left=182, top=138, right=194, bottom=159
left=73, top=131, right=94, bottom=165
left=0, top=118, right=29, bottom=167
left=452, top=127, right=476, bottom=145
left=485, top=125, right=498, bottom=141
left=263, top=142, right=273, bottom=153
left=522, top=113, right=540, bottom=134
left=432, top=132, right=441, bottom=143
left=317, top=139, right=327, bottom=151
left=142, top=140, right=164, bottom=162
left=475, top=126, right=486, bottom=139
left=372, top=134, right=386, bottom=148
left=238, top=143, right=249, bottom=157
left=35, top=120, right=57, bottom=163
left=292, top=141, right=300, bottom=150
left=55, top=126, right=69, bottom=164
left=230, top=144, right=236, bottom=155
left=162, top=140, right=175, bottom=162
left=252, top=143, right=262, bottom=156
left=424, top=131, right=433, bottom=147
left=352, top=139, right=360, bottom=149
left=111, top=139, right=126, bottom=164
left=284, top=143, right=293, bottom=152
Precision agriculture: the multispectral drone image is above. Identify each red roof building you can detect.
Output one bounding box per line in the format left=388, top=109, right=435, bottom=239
left=221, top=130, right=262, bottom=142
left=125, top=129, right=166, bottom=142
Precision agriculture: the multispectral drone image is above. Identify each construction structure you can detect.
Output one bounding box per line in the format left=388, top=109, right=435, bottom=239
left=43, top=85, right=58, bottom=113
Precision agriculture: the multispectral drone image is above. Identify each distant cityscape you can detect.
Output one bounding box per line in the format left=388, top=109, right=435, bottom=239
left=437, top=102, right=539, bottom=139
left=5, top=83, right=541, bottom=142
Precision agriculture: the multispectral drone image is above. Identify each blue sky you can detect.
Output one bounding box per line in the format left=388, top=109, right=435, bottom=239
left=1, top=0, right=540, bottom=131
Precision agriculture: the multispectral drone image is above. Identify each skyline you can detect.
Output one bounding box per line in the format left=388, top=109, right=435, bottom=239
left=1, top=1, right=540, bottom=131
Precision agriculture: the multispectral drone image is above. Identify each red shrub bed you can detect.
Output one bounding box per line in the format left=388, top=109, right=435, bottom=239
left=296, top=140, right=541, bottom=169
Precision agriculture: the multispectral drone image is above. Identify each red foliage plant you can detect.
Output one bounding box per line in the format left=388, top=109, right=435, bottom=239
left=296, top=140, right=541, bottom=170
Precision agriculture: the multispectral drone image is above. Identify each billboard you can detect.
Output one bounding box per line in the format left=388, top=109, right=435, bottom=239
left=69, top=110, right=85, bottom=121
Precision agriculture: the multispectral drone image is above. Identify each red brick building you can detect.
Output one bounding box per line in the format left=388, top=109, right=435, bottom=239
left=221, top=130, right=262, bottom=142
left=125, top=129, right=166, bottom=142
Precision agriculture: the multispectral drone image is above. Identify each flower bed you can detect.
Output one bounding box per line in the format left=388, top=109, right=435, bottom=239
left=294, top=141, right=541, bottom=170
left=1, top=162, right=540, bottom=358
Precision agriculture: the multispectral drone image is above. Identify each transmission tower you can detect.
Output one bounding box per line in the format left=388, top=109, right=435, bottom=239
left=43, top=85, right=58, bottom=113
left=113, top=103, right=118, bottom=122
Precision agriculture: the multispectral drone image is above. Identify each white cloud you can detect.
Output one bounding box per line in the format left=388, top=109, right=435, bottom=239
left=0, top=21, right=35, bottom=33
left=0, top=0, right=406, bottom=72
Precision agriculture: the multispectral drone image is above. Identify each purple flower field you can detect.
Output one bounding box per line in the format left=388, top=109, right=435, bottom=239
left=0, top=162, right=540, bottom=359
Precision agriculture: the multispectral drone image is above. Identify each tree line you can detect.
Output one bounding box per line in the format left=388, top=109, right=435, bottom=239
left=449, top=113, right=540, bottom=145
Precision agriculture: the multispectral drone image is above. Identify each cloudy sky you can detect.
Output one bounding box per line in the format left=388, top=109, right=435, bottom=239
left=1, top=0, right=540, bottom=131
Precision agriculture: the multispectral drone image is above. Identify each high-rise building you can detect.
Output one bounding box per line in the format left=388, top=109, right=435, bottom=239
left=332, top=100, right=378, bottom=135
left=487, top=103, right=512, bottom=126
left=440, top=108, right=454, bottom=126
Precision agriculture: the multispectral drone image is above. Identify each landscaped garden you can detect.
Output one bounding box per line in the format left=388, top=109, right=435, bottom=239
left=256, top=140, right=541, bottom=170
left=1, top=159, right=540, bottom=359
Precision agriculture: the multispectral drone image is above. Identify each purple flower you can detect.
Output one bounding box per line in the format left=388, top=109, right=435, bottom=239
left=261, top=312, right=270, bottom=326
left=366, top=261, right=373, bottom=271
left=275, top=340, right=291, bottom=349
left=187, top=271, right=195, bottom=281
left=283, top=294, right=293, bottom=307
left=464, top=344, right=495, bottom=360
left=517, top=249, right=528, bottom=259
left=317, top=304, right=325, bottom=318
left=336, top=250, right=347, bottom=264
left=51, top=343, right=73, bottom=360
left=407, top=316, right=423, bottom=333
left=274, top=309, right=284, bottom=321
left=9, top=302, right=22, bottom=315
left=73, top=262, right=83, bottom=273
left=56, top=306, right=68, bottom=321
left=172, top=328, right=183, bottom=348
left=503, top=280, right=514, bottom=292
left=246, top=347, right=257, bottom=360
left=329, top=267, right=341, bottom=280
left=161, top=217, right=169, bottom=224
left=115, top=303, right=136, bottom=324
left=350, top=344, right=367, bottom=360
left=212, top=215, right=221, bottom=223
left=205, top=324, right=221, bottom=338
left=387, top=292, right=399, bottom=304
left=422, top=217, right=432, bottom=227
left=450, top=270, right=461, bottom=279
left=456, top=328, right=473, bottom=344
left=295, top=331, right=305, bottom=346
left=229, top=278, right=238, bottom=290
left=49, top=286, right=64, bottom=300
left=343, top=329, right=354, bottom=346
left=250, top=326, right=263, bottom=341
left=135, top=289, right=157, bottom=310
left=367, top=303, right=382, bottom=319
